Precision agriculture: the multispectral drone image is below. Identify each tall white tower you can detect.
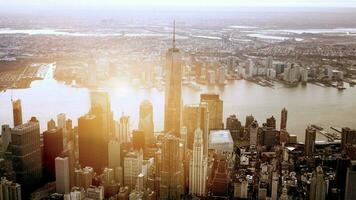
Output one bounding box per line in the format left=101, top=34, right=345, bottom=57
left=189, top=128, right=208, bottom=196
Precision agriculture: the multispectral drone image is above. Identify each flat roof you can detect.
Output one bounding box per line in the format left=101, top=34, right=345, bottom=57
left=209, top=130, right=233, bottom=144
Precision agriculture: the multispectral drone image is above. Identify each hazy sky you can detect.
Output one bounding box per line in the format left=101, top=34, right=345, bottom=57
left=3, top=0, right=356, bottom=8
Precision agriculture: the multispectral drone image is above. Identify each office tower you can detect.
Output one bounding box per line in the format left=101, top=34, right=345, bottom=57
left=261, top=127, right=279, bottom=148
left=101, top=167, right=115, bottom=184
left=12, top=99, right=23, bottom=127
left=305, top=126, right=316, bottom=156
left=209, top=160, right=229, bottom=197
left=1, top=125, right=11, bottom=153
left=245, top=115, right=254, bottom=128
left=233, top=179, right=248, bottom=199
left=249, top=121, right=259, bottom=146
left=164, top=22, right=182, bottom=137
left=47, top=119, right=56, bottom=131
left=78, top=113, right=108, bottom=173
left=280, top=108, right=288, bottom=130
left=0, top=177, right=21, bottom=200
left=123, top=151, right=143, bottom=191
left=132, top=130, right=145, bottom=151
left=183, top=103, right=209, bottom=154
left=86, top=186, right=104, bottom=200
left=160, top=134, right=184, bottom=199
left=10, top=121, right=42, bottom=195
left=226, top=114, right=241, bottom=132
left=90, top=91, right=114, bottom=139
left=309, top=166, right=326, bottom=200
left=118, top=115, right=130, bottom=143
left=138, top=100, right=154, bottom=145
left=43, top=128, right=64, bottom=179
left=74, top=167, right=94, bottom=190
left=266, top=116, right=276, bottom=129
left=108, top=140, right=121, bottom=169
left=345, top=161, right=356, bottom=200
left=271, top=172, right=279, bottom=200
left=57, top=113, right=67, bottom=149
left=189, top=129, right=208, bottom=197
left=55, top=157, right=70, bottom=194
left=200, top=93, right=223, bottom=130
left=341, top=127, right=356, bottom=150
left=66, top=119, right=73, bottom=141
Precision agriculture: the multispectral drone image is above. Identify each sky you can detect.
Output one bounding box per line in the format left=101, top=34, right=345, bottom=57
left=2, top=0, right=356, bottom=8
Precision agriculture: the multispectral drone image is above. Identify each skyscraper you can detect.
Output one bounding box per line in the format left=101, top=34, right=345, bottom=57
left=200, top=94, right=223, bottom=130
left=280, top=108, right=288, bottom=130
left=123, top=151, right=143, bottom=191
left=12, top=99, right=23, bottom=127
left=305, top=126, right=316, bottom=156
left=341, top=127, right=356, bottom=151
left=345, top=161, right=356, bottom=200
left=78, top=113, right=108, bottom=173
left=309, top=166, right=326, bottom=200
left=183, top=103, right=209, bottom=154
left=189, top=128, right=207, bottom=197
left=118, top=114, right=130, bottom=143
left=55, top=156, right=70, bottom=194
left=47, top=119, right=56, bottom=131
left=90, top=91, right=114, bottom=139
left=164, top=21, right=182, bottom=137
left=43, top=128, right=64, bottom=179
left=139, top=100, right=154, bottom=145
left=160, top=134, right=184, bottom=199
left=0, top=177, right=21, bottom=200
left=249, top=121, right=259, bottom=146
left=266, top=116, right=276, bottom=129
left=10, top=120, right=43, bottom=195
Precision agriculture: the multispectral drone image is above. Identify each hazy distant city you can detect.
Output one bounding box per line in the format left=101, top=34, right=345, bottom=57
left=0, top=2, right=356, bottom=200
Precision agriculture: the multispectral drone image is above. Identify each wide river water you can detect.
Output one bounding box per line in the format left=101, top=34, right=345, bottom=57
left=1, top=65, right=356, bottom=142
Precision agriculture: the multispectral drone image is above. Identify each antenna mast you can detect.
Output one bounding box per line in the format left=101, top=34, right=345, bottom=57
left=173, top=20, right=176, bottom=49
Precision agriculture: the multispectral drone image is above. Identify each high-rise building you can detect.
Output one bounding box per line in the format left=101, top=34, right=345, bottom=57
left=43, top=128, right=64, bottom=179
left=123, top=151, right=143, bottom=191
left=132, top=130, right=145, bottom=151
left=164, top=22, right=182, bottom=137
left=57, top=113, right=67, bottom=149
left=1, top=125, right=11, bottom=153
left=341, top=127, right=356, bottom=150
left=189, top=129, right=208, bottom=197
left=118, top=115, right=130, bottom=143
left=245, top=115, right=254, bottom=128
left=305, top=126, right=316, bottom=156
left=309, top=166, right=326, bottom=200
left=86, top=186, right=104, bottom=200
left=10, top=121, right=43, bottom=195
left=12, top=99, right=23, bottom=127
left=138, top=100, right=154, bottom=145
left=78, top=113, right=108, bottom=173
left=200, top=94, right=223, bottom=130
left=0, top=177, right=21, bottom=200
left=55, top=157, right=70, bottom=194
left=345, top=161, right=356, bottom=200
left=249, top=121, right=259, bottom=146
left=160, top=134, right=184, bottom=199
left=108, top=140, right=121, bottom=169
left=183, top=103, right=209, bottom=154
left=90, top=91, right=114, bottom=139
left=266, top=116, right=276, bottom=129
left=271, top=172, right=279, bottom=200
left=47, top=119, right=56, bottom=131
left=226, top=114, right=242, bottom=141
left=280, top=108, right=288, bottom=130
left=74, top=167, right=94, bottom=190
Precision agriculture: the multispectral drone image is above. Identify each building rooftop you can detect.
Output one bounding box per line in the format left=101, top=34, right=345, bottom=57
left=209, top=130, right=233, bottom=144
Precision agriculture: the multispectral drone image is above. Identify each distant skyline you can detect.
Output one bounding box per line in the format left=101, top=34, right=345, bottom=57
left=2, top=0, right=356, bottom=8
